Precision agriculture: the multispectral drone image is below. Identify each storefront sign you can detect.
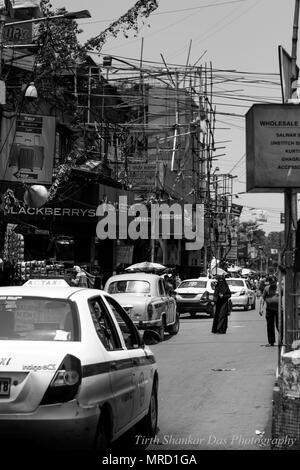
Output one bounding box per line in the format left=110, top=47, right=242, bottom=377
left=7, top=206, right=97, bottom=219
left=1, top=0, right=41, bottom=7
left=4, top=20, right=33, bottom=44
left=127, top=163, right=157, bottom=191
left=246, top=104, right=300, bottom=191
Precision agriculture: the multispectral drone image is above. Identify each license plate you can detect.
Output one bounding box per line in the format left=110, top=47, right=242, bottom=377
left=0, top=378, right=11, bottom=397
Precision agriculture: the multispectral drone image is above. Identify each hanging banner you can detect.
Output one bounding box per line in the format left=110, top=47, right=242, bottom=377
left=115, top=245, right=134, bottom=265
left=0, top=113, right=56, bottom=184
left=230, top=203, right=243, bottom=216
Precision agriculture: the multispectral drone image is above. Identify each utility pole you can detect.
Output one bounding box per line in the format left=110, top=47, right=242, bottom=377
left=0, top=13, right=6, bottom=78
left=284, top=0, right=300, bottom=350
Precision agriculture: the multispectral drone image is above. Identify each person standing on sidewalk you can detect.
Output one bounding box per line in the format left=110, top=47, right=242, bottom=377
left=259, top=275, right=280, bottom=347
left=211, top=274, right=232, bottom=334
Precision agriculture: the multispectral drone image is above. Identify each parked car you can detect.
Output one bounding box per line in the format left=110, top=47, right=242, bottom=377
left=226, top=277, right=256, bottom=310
left=174, top=277, right=216, bottom=317
left=104, top=273, right=180, bottom=341
left=0, top=283, right=159, bottom=453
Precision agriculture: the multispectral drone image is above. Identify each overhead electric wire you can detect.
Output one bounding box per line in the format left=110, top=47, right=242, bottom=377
left=81, top=0, right=250, bottom=26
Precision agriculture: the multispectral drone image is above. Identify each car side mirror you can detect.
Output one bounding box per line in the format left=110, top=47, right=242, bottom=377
left=142, top=329, right=161, bottom=345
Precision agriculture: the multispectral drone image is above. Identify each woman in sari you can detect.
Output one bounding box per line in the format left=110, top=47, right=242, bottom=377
left=211, top=275, right=232, bottom=334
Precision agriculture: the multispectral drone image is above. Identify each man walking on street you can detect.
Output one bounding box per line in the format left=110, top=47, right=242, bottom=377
left=259, top=275, right=280, bottom=347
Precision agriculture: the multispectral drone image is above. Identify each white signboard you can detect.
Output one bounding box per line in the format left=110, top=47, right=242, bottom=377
left=246, top=104, right=300, bottom=191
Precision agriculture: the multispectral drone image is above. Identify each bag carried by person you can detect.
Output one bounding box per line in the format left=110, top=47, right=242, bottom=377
left=264, top=285, right=279, bottom=311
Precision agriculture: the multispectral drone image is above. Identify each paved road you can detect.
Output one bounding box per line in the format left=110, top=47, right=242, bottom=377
left=144, top=305, right=277, bottom=451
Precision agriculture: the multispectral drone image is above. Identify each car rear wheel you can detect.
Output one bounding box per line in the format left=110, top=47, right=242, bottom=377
left=137, top=381, right=158, bottom=438
left=94, top=414, right=111, bottom=455
left=157, top=317, right=166, bottom=341
left=167, top=313, right=180, bottom=335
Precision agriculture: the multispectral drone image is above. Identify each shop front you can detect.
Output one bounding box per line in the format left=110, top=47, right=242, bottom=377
left=1, top=181, right=135, bottom=283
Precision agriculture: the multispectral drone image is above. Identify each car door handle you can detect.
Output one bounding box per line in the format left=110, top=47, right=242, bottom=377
left=132, top=358, right=139, bottom=366
left=110, top=361, right=117, bottom=370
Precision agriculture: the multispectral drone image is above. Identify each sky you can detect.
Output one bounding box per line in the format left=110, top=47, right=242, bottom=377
left=50, top=0, right=298, bottom=234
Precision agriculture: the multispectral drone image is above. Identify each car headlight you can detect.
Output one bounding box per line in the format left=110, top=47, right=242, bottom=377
left=201, top=291, right=209, bottom=300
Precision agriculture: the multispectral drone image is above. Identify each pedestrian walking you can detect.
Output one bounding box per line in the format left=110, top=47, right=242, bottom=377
left=259, top=275, right=280, bottom=346
left=70, top=265, right=88, bottom=287
left=211, top=274, right=232, bottom=334
left=93, top=267, right=103, bottom=289
left=163, top=273, right=174, bottom=295
left=258, top=276, right=267, bottom=296
left=175, top=273, right=182, bottom=287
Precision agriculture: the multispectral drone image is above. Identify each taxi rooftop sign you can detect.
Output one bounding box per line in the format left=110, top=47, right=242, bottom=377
left=23, top=279, right=70, bottom=287
left=246, top=104, right=300, bottom=192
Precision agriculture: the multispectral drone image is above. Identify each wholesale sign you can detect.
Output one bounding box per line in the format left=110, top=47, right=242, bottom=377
left=246, top=104, right=300, bottom=192
left=0, top=113, right=56, bottom=185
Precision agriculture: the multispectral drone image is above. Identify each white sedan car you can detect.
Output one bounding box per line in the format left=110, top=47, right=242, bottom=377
left=0, top=282, right=158, bottom=453
left=174, top=278, right=216, bottom=317
left=104, top=273, right=180, bottom=341
left=226, top=277, right=256, bottom=310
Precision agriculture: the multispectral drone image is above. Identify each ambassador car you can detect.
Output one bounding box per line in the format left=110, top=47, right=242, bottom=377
left=174, top=277, right=216, bottom=317
left=0, top=282, right=158, bottom=453
left=104, top=273, right=180, bottom=341
left=226, top=277, right=256, bottom=310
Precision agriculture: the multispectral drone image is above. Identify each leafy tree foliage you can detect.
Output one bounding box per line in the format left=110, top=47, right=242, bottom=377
left=84, top=0, right=159, bottom=51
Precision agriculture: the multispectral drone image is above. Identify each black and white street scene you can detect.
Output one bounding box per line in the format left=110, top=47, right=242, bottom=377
left=0, top=0, right=300, bottom=464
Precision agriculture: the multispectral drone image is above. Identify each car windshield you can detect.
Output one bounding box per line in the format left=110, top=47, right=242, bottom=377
left=178, top=280, right=207, bottom=288
left=0, top=296, right=78, bottom=341
left=108, top=280, right=150, bottom=294
left=227, top=280, right=244, bottom=287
